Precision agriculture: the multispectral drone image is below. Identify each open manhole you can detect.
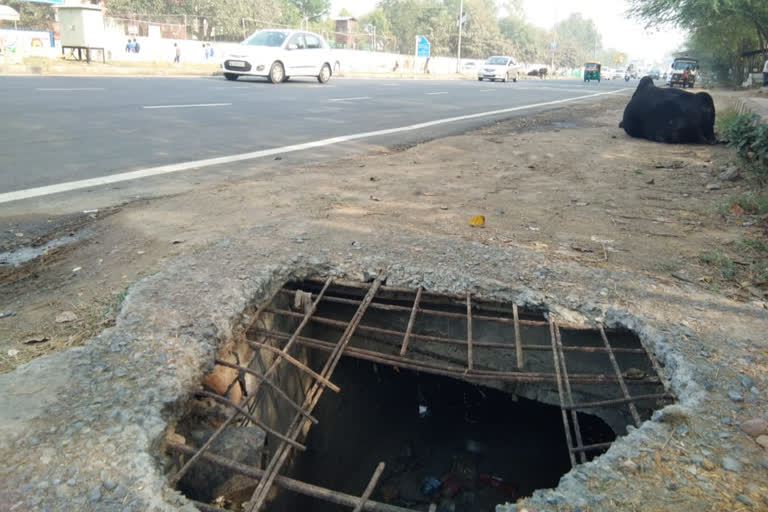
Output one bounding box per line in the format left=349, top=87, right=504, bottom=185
left=166, top=276, right=673, bottom=512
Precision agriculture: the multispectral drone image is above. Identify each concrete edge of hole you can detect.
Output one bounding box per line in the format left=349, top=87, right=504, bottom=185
left=0, top=239, right=710, bottom=512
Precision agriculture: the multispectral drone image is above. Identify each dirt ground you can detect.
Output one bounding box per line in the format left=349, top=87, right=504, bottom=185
left=1, top=94, right=766, bottom=373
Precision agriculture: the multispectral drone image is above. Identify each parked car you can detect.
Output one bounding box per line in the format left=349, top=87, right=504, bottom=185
left=478, top=56, right=524, bottom=82
left=221, top=29, right=334, bottom=84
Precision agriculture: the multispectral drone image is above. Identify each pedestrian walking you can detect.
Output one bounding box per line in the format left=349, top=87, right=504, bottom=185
left=682, top=66, right=691, bottom=88
left=203, top=43, right=208, bottom=60
left=134, top=38, right=140, bottom=54
left=763, top=54, right=768, bottom=87
left=174, top=43, right=180, bottom=63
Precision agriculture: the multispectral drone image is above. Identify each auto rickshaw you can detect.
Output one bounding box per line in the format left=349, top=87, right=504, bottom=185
left=584, top=61, right=601, bottom=83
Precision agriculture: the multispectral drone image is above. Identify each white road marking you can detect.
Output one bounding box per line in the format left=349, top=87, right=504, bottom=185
left=0, top=88, right=632, bottom=204
left=328, top=96, right=371, bottom=102
left=36, top=87, right=106, bottom=91
left=426, top=92, right=449, bottom=95
left=142, top=103, right=232, bottom=109
left=479, top=89, right=496, bottom=92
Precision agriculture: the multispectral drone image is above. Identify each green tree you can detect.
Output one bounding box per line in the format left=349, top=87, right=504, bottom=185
left=628, top=0, right=768, bottom=47
left=288, top=0, right=330, bottom=22
left=5, top=0, right=55, bottom=31
left=554, top=13, right=602, bottom=67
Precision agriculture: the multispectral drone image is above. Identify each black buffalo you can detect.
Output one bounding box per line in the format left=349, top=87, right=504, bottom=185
left=620, top=76, right=716, bottom=144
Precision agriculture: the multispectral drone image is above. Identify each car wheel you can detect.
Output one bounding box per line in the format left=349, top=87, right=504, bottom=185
left=268, top=62, right=285, bottom=84
left=502, top=75, right=508, bottom=83
left=224, top=73, right=238, bottom=81
left=317, top=64, right=331, bottom=84
left=478, top=77, right=483, bottom=81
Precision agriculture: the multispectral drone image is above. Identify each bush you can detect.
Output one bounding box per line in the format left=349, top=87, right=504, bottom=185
left=720, top=112, right=768, bottom=187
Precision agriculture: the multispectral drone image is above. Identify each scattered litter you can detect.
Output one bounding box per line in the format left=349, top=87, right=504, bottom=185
left=23, top=336, right=49, bottom=345
left=55, top=311, right=78, bottom=323
left=72, top=267, right=82, bottom=273
left=570, top=245, right=594, bottom=253
left=439, top=206, right=449, bottom=210
left=7, top=349, right=19, bottom=358
left=572, top=201, right=589, bottom=207
left=655, top=161, right=685, bottom=169
left=370, top=195, right=381, bottom=202
left=369, top=176, right=378, bottom=182
left=171, top=239, right=185, bottom=245
left=274, top=156, right=283, bottom=161
left=0, top=311, right=15, bottom=319
left=421, top=476, right=441, bottom=497
left=706, top=183, right=721, bottom=191
left=469, top=216, right=486, bottom=227
left=137, top=250, right=145, bottom=255
left=82, top=209, right=99, bottom=214
left=646, top=178, right=655, bottom=185
left=527, top=226, right=540, bottom=232
left=418, top=404, right=429, bottom=418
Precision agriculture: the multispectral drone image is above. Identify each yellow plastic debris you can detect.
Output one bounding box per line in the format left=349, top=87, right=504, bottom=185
left=469, top=215, right=486, bottom=227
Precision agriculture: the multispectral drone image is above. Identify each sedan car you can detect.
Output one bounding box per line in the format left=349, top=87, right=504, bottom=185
left=478, top=56, right=524, bottom=82
left=611, top=68, right=624, bottom=80
left=221, top=29, right=334, bottom=84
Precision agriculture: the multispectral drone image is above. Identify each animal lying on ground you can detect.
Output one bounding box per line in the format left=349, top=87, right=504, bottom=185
left=619, top=76, right=716, bottom=144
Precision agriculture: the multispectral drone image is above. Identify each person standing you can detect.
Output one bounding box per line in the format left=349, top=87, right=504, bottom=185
left=174, top=43, right=181, bottom=63
left=133, top=38, right=140, bottom=54
left=763, top=54, right=768, bottom=87
left=682, top=66, right=691, bottom=88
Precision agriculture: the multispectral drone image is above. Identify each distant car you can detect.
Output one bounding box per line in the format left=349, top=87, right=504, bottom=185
left=602, top=68, right=613, bottom=80
left=478, top=56, right=524, bottom=82
left=221, top=29, right=334, bottom=84
left=463, top=61, right=477, bottom=70
left=611, top=68, right=624, bottom=80
left=648, top=69, right=661, bottom=80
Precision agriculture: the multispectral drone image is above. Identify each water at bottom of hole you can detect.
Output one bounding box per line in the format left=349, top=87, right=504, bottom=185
left=269, top=357, right=615, bottom=512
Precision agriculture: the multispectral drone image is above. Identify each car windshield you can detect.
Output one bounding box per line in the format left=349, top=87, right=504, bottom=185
left=585, top=63, right=598, bottom=69
left=486, top=57, right=509, bottom=65
left=244, top=31, right=288, bottom=47
left=672, top=60, right=696, bottom=70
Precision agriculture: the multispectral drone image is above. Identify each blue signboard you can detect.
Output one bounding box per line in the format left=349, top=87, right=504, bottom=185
left=416, top=35, right=430, bottom=58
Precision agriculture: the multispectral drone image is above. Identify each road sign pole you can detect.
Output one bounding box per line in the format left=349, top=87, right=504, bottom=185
left=456, top=0, right=464, bottom=73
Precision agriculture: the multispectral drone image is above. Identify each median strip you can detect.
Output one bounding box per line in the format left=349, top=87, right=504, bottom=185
left=0, top=88, right=632, bottom=204
left=328, top=96, right=371, bottom=102
left=426, top=92, right=449, bottom=95
left=142, top=103, right=233, bottom=109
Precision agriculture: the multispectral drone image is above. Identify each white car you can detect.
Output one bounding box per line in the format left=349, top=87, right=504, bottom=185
left=478, top=56, right=523, bottom=82
left=602, top=68, right=613, bottom=80
left=222, top=29, right=334, bottom=84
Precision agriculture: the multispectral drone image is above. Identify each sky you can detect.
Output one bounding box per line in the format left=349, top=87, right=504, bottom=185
left=329, top=0, right=685, bottom=63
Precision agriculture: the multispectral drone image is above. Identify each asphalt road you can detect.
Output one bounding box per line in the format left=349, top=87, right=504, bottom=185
left=0, top=75, right=632, bottom=207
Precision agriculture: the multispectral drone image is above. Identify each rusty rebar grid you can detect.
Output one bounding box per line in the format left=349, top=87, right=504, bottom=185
left=564, top=392, right=672, bottom=410
left=195, top=390, right=306, bottom=451
left=283, top=285, right=594, bottom=331
left=213, top=359, right=318, bottom=424
left=261, top=308, right=648, bottom=355
left=513, top=303, right=523, bottom=369
left=599, top=324, right=642, bottom=427
left=167, top=277, right=334, bottom=487
left=553, top=319, right=586, bottom=464
left=353, top=462, right=387, bottom=512
left=399, top=286, right=422, bottom=356
left=466, top=292, right=474, bottom=371
left=549, top=316, right=577, bottom=468
left=251, top=328, right=660, bottom=385
left=245, top=275, right=385, bottom=512
left=167, top=442, right=419, bottom=512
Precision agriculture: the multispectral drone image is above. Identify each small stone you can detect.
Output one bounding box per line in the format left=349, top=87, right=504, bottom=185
left=740, top=418, right=768, bottom=438
left=728, top=390, right=744, bottom=403
left=756, top=435, right=768, bottom=449
left=701, top=459, right=715, bottom=471
left=55, top=311, right=78, bottom=323
left=735, top=494, right=754, bottom=506
left=722, top=456, right=743, bottom=472
left=619, top=459, right=639, bottom=473
left=676, top=424, right=690, bottom=437
left=721, top=416, right=733, bottom=425
left=718, top=166, right=741, bottom=181
left=103, top=480, right=117, bottom=491
left=741, top=375, right=756, bottom=389
left=706, top=183, right=721, bottom=191
left=88, top=486, right=102, bottom=503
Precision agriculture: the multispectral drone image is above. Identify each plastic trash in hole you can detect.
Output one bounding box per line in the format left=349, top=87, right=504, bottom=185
left=421, top=476, right=442, bottom=497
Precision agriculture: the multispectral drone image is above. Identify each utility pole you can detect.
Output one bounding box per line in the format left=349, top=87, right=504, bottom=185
left=456, top=0, right=464, bottom=73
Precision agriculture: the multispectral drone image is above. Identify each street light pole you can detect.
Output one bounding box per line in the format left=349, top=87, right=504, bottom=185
left=456, top=0, right=463, bottom=73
